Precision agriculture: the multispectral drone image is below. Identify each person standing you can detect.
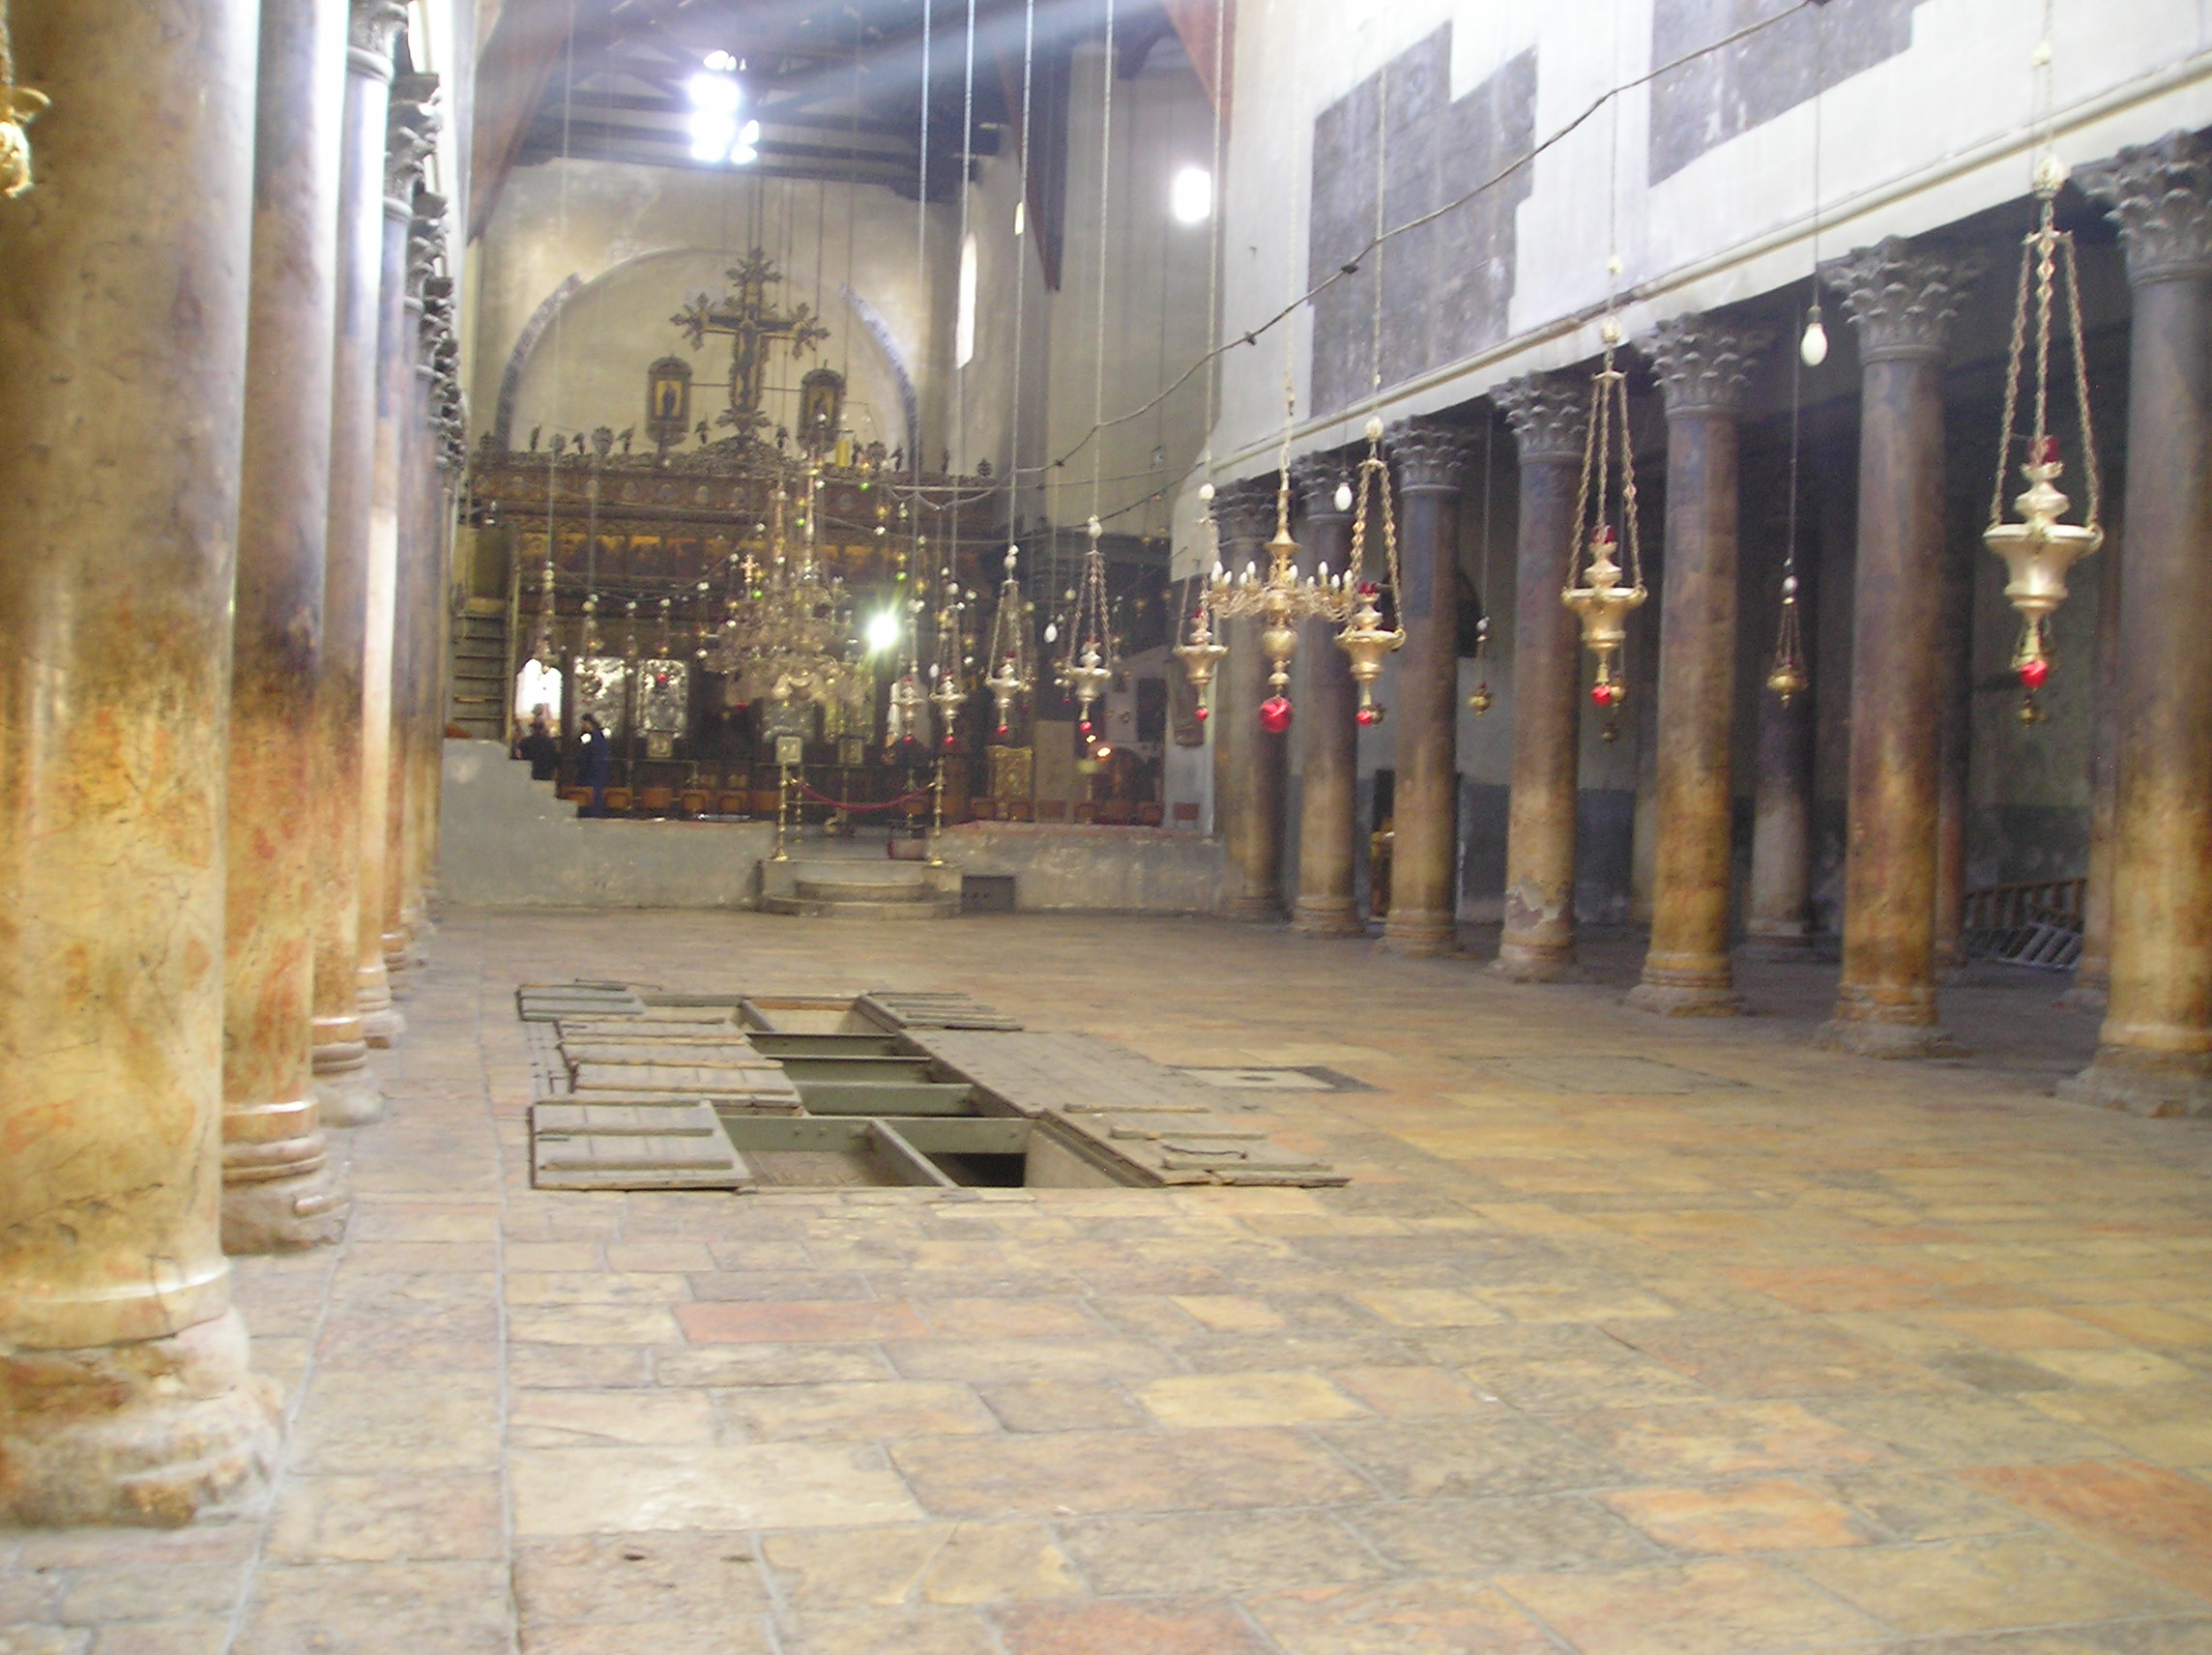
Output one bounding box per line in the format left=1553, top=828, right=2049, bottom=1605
left=576, top=712, right=612, bottom=817
left=517, top=706, right=559, bottom=782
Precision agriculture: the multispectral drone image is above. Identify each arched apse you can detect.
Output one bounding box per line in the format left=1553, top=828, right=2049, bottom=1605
left=506, top=246, right=912, bottom=454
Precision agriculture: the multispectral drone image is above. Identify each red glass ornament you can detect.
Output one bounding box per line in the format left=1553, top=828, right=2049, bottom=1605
left=1194, top=706, right=1209, bottom=723
left=1354, top=706, right=1378, bottom=728
left=2030, top=434, right=2059, bottom=465
left=2019, top=656, right=2051, bottom=689
left=1259, top=695, right=1293, bottom=734
left=1078, top=719, right=1092, bottom=737
left=1590, top=682, right=1614, bottom=708
left=996, top=723, right=1009, bottom=737
left=944, top=735, right=957, bottom=749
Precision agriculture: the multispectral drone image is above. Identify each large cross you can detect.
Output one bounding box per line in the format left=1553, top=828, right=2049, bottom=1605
left=672, top=248, right=831, bottom=437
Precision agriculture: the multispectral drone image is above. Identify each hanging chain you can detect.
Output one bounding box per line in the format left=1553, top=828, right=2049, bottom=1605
left=2061, top=231, right=2101, bottom=529
left=1615, top=369, right=1644, bottom=590
left=1989, top=237, right=2033, bottom=530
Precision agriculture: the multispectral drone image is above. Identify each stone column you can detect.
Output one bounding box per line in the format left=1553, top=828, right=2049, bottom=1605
left=1381, top=422, right=1472, bottom=956
left=1291, top=455, right=1361, bottom=936
left=1745, top=541, right=1817, bottom=955
left=1216, top=479, right=1285, bottom=920
left=0, top=0, right=279, bottom=1523
left=1933, top=527, right=1976, bottom=970
left=417, top=279, right=464, bottom=919
left=221, top=0, right=356, bottom=1250
left=311, top=0, right=406, bottom=1125
left=1815, top=237, right=1982, bottom=1057
left=2063, top=525, right=2124, bottom=1008
left=1493, top=374, right=1590, bottom=979
left=354, top=81, right=433, bottom=1045
left=1629, top=317, right=1767, bottom=1014
left=2066, top=134, right=2212, bottom=1116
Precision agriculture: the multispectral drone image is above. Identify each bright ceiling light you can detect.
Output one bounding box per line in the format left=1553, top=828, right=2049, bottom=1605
left=1171, top=164, right=1211, bottom=225
left=688, top=71, right=742, bottom=114
left=864, top=610, right=901, bottom=653
left=731, top=118, right=761, bottom=165
left=703, top=49, right=735, bottom=72
left=687, top=71, right=745, bottom=162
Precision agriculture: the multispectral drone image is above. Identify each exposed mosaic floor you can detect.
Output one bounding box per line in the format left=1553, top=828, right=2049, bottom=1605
left=7, top=909, right=2212, bottom=1654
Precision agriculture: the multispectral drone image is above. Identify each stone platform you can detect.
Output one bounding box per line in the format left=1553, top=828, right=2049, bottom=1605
left=759, top=851, right=962, bottom=920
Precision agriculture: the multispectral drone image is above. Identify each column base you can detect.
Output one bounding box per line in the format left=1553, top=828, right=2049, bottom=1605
left=1379, top=912, right=1458, bottom=957
left=1812, top=1017, right=1964, bottom=1060
left=358, top=961, right=404, bottom=1047
left=2056, top=973, right=2109, bottom=1012
left=0, top=1310, right=279, bottom=1528
left=1493, top=938, right=1577, bottom=982
left=311, top=1038, right=385, bottom=1127
left=360, top=1003, right=405, bottom=1048
left=1741, top=925, right=1815, bottom=963
left=220, top=1133, right=349, bottom=1253
left=2058, top=1049, right=2212, bottom=1118
left=1626, top=980, right=1744, bottom=1017
left=1222, top=896, right=1286, bottom=923
left=1290, top=899, right=1363, bottom=939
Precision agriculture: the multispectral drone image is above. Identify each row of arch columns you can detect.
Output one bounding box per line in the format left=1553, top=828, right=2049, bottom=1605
left=0, top=0, right=463, bottom=1523
left=1212, top=131, right=2212, bottom=1125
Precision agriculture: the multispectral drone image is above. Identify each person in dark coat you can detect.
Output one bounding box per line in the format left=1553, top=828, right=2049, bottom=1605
left=517, top=707, right=560, bottom=781
left=576, top=712, right=613, bottom=816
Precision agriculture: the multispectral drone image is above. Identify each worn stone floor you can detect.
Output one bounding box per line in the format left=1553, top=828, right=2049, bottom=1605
left=7, top=908, right=2212, bottom=1655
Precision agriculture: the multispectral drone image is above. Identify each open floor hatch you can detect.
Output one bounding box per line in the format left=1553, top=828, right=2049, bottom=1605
left=518, top=983, right=1345, bottom=1192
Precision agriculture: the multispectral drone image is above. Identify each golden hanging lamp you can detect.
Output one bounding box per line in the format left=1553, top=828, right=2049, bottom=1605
left=1766, top=574, right=1808, bottom=703
left=1334, top=417, right=1406, bottom=726
left=983, top=545, right=1034, bottom=736
left=1561, top=323, right=1647, bottom=738
left=1985, top=151, right=2103, bottom=725
left=1057, top=516, right=1115, bottom=737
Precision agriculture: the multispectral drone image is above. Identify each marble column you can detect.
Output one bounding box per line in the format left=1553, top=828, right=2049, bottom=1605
left=1932, top=527, right=1976, bottom=971
left=0, top=0, right=279, bottom=1523
left=1381, top=421, right=1473, bottom=957
left=2063, top=525, right=2124, bottom=1008
left=1216, top=479, right=1285, bottom=920
left=2066, top=134, right=2212, bottom=1116
left=221, top=0, right=355, bottom=1250
left=1493, top=374, right=1590, bottom=980
left=1745, top=543, right=1818, bottom=956
left=1629, top=317, right=1767, bottom=1014
left=310, top=0, right=406, bottom=1125
left=354, top=82, right=433, bottom=1046
left=1815, top=237, right=1982, bottom=1058
left=1291, top=456, right=1362, bottom=936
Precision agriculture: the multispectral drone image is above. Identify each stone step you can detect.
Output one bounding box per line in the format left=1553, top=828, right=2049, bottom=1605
left=797, top=878, right=932, bottom=904
left=760, top=894, right=960, bottom=921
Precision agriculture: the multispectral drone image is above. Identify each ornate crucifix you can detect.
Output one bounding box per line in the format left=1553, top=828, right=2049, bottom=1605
left=671, top=247, right=831, bottom=437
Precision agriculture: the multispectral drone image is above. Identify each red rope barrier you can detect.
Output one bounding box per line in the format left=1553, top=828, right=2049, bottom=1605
left=793, top=782, right=932, bottom=813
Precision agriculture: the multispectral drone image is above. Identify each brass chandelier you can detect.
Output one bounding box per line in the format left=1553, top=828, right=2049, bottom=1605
left=1562, top=321, right=1647, bottom=739
left=983, top=545, right=1035, bottom=735
left=702, top=461, right=856, bottom=709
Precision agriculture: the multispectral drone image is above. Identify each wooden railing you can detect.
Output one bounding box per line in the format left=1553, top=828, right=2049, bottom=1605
left=1961, top=878, right=2086, bottom=932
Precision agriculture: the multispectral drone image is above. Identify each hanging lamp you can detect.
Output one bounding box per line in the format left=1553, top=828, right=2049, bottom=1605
left=983, top=545, right=1034, bottom=735
left=1333, top=416, right=1405, bottom=726
left=1172, top=483, right=1229, bottom=717
left=1561, top=320, right=1647, bottom=736
left=1057, top=515, right=1115, bottom=737
left=1984, top=151, right=2102, bottom=724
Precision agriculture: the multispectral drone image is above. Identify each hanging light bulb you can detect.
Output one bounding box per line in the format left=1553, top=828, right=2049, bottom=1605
left=1984, top=148, right=2103, bottom=726
left=1333, top=480, right=1353, bottom=513
left=1799, top=301, right=1829, bottom=366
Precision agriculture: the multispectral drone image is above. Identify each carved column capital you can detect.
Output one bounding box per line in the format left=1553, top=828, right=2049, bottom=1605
left=1211, top=476, right=1279, bottom=556
left=2077, top=131, right=2212, bottom=286
left=1291, top=451, right=1354, bottom=522
left=386, top=75, right=440, bottom=208
left=1496, top=371, right=1588, bottom=465
left=348, top=0, right=407, bottom=73
left=1641, top=315, right=1772, bottom=418
left=1386, top=420, right=1473, bottom=494
left=1819, top=237, right=1984, bottom=364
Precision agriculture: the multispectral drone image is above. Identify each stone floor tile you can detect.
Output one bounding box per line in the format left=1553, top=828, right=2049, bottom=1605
left=912, top=1298, right=1103, bottom=1339
left=1720, top=1263, right=1950, bottom=1313
left=504, top=1270, right=690, bottom=1305
left=1244, top=1579, right=1558, bottom=1654
left=0, top=1630, right=86, bottom=1655
left=511, top=1531, right=768, bottom=1624
left=1345, top=1495, right=1657, bottom=1575
left=52, top=1564, right=238, bottom=1624
left=518, top=1620, right=775, bottom=1655
left=510, top=1387, right=720, bottom=1447
left=1494, top=1557, right=1886, bottom=1655
left=1552, top=1400, right=1895, bottom=1479
left=684, top=1269, right=876, bottom=1302
left=774, top=1608, right=1004, bottom=1654
left=717, top=1379, right=996, bottom=1442
left=2064, top=1304, right=2212, bottom=1348
left=603, top=1242, right=717, bottom=1272
left=1819, top=1468, right=2042, bottom=1542
left=1137, top=1371, right=1370, bottom=1429
left=1312, top=1414, right=1627, bottom=1499
left=1791, top=1531, right=2205, bottom=1635
left=1599, top=1477, right=1882, bottom=1553
left=1958, top=1460, right=2212, bottom=1597
left=655, top=1342, right=894, bottom=1388
left=675, top=1299, right=929, bottom=1344
left=886, top=1336, right=1180, bottom=1383
left=995, top=1596, right=1273, bottom=1655
left=892, top=1427, right=1375, bottom=1518
left=1606, top=1316, right=1948, bottom=1396
left=508, top=1303, right=684, bottom=1345
left=977, top=1379, right=1148, bottom=1434
left=762, top=1522, right=1083, bottom=1607
left=1327, top=1364, right=1496, bottom=1418
left=1172, top=1294, right=1287, bottom=1332
left=1809, top=1392, right=2124, bottom=1466
left=2023, top=1350, right=2201, bottom=1388
left=511, top=1442, right=922, bottom=1533
left=85, top=1622, right=227, bottom=1655
left=1352, top=1289, right=1505, bottom=1327
left=1057, top=1509, right=1388, bottom=1596
left=265, top=1472, right=505, bottom=1562
left=502, top=1241, right=605, bottom=1271
left=288, top=1371, right=502, bottom=1473
left=231, top=1561, right=512, bottom=1655
left=2021, top=1384, right=2212, bottom=1466
left=1927, top=1308, right=2131, bottom=1352
left=509, top=1342, right=655, bottom=1388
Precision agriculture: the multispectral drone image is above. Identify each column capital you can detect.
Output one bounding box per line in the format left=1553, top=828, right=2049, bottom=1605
left=386, top=75, right=440, bottom=208
left=1211, top=474, right=1280, bottom=551
left=2077, top=131, right=2212, bottom=286
left=1386, top=420, right=1474, bottom=494
left=1819, top=237, right=1984, bottom=364
left=1641, top=315, right=1772, bottom=418
left=1496, top=372, right=1588, bottom=464
left=348, top=0, right=408, bottom=69
left=1291, top=452, right=1354, bottom=522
